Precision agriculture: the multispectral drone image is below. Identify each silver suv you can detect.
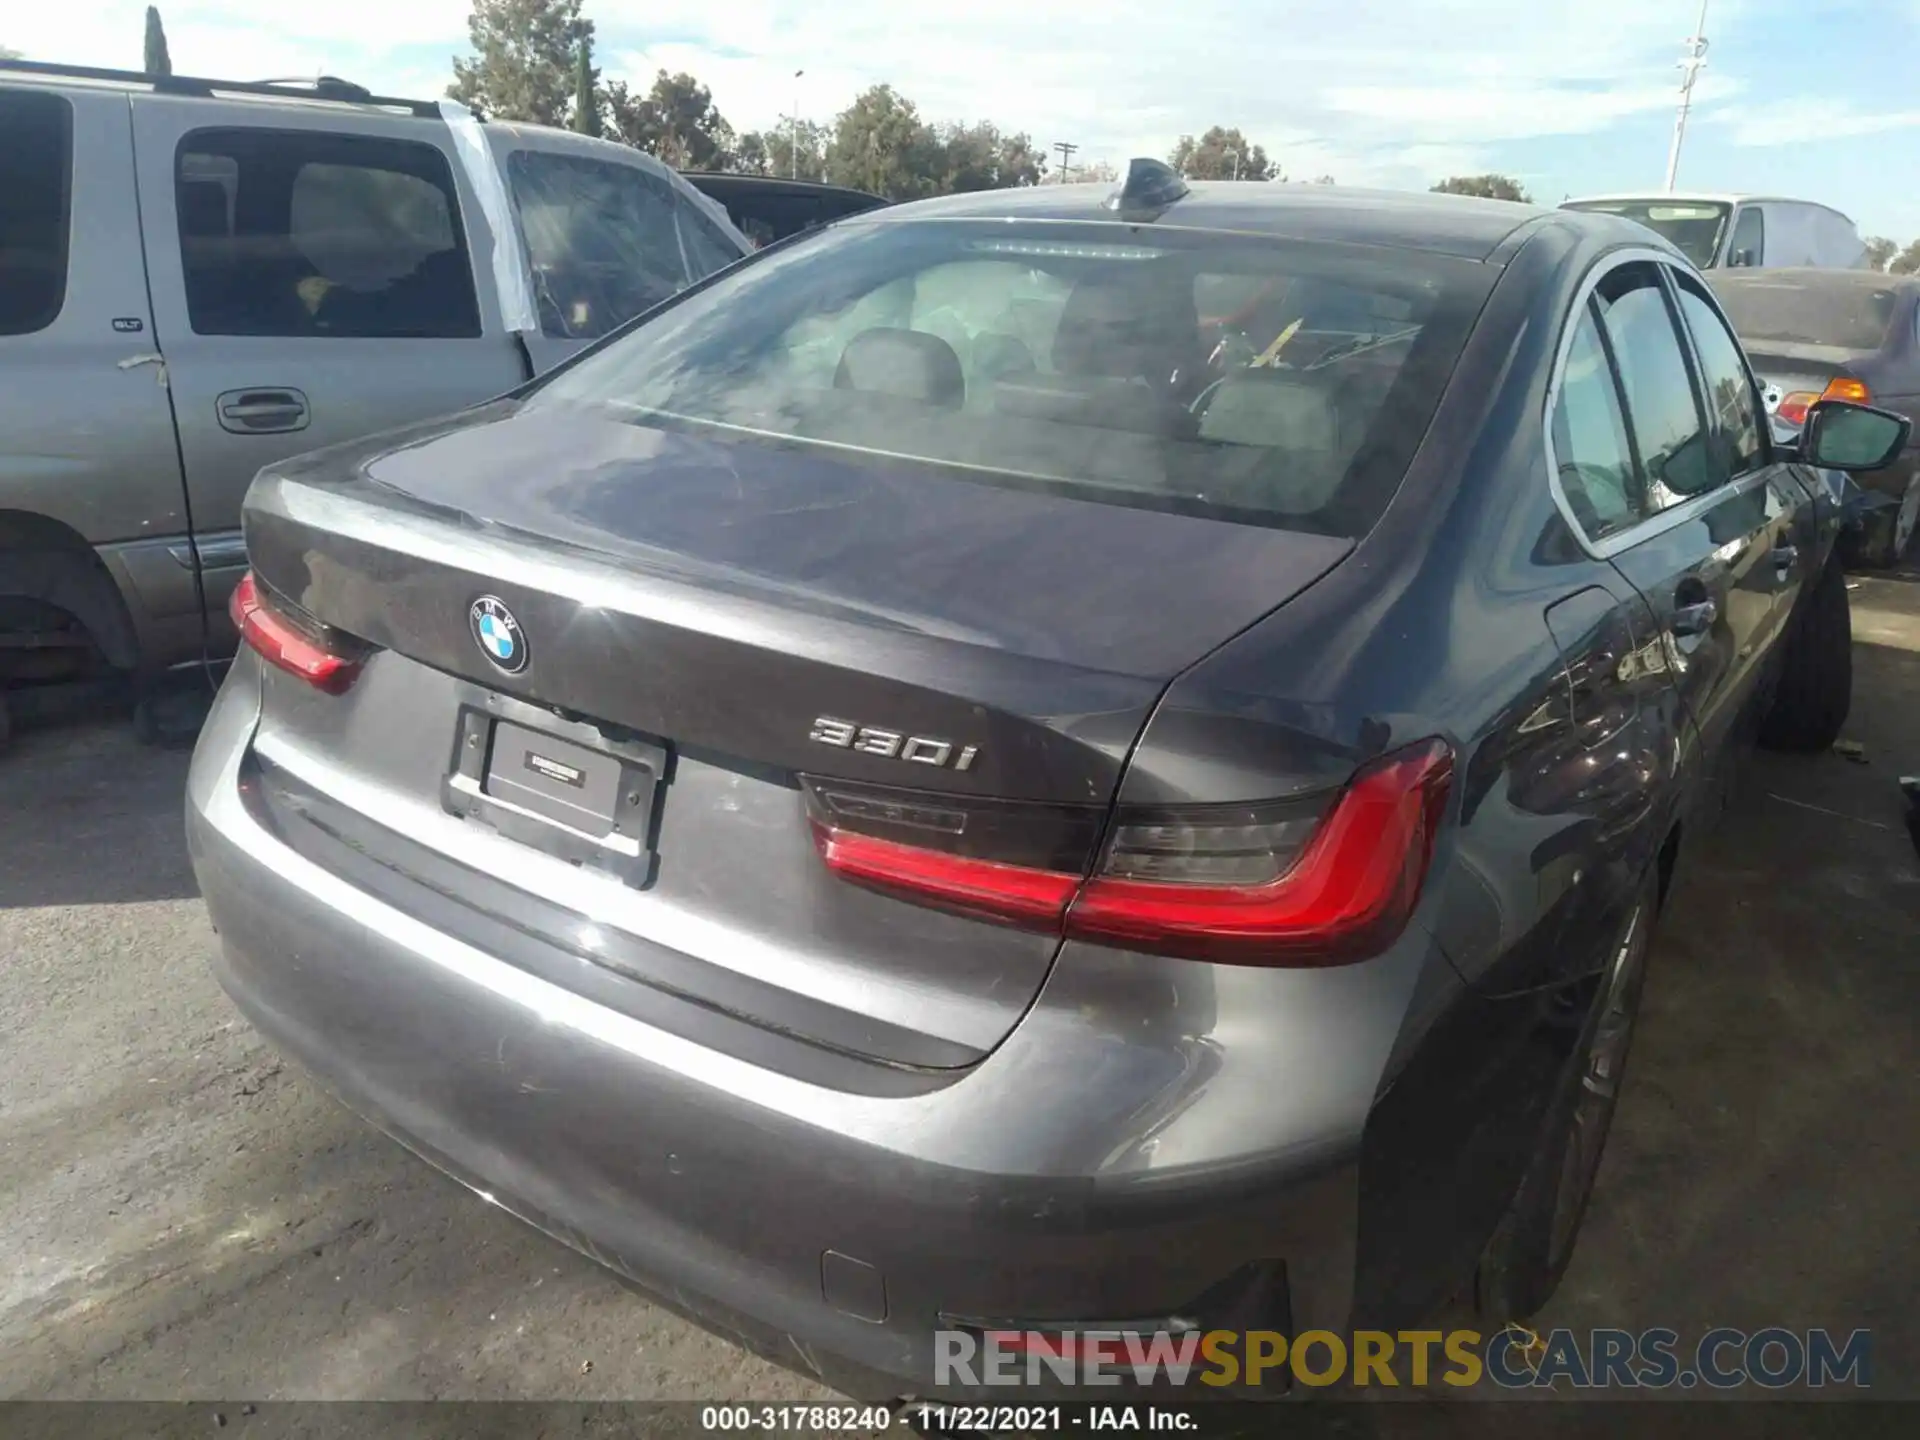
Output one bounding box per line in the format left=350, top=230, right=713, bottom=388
left=0, top=60, right=746, bottom=741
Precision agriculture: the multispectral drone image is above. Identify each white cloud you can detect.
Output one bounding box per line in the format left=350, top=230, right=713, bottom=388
left=1710, top=97, right=1920, bottom=148
left=8, top=0, right=1759, bottom=187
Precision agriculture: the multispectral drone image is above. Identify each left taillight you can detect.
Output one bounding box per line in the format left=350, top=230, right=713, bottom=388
left=228, top=570, right=365, bottom=693
left=803, top=737, right=1455, bottom=967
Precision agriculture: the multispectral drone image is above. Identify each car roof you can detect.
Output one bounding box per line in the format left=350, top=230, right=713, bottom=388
left=871, top=181, right=1556, bottom=261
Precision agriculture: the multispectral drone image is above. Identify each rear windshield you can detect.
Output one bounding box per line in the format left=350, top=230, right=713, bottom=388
left=1564, top=200, right=1730, bottom=268
left=1710, top=275, right=1899, bottom=351
left=527, top=219, right=1495, bottom=535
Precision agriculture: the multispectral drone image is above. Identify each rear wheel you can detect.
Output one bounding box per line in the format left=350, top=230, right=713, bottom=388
left=1758, top=557, right=1852, bottom=752
left=1477, top=881, right=1656, bottom=1324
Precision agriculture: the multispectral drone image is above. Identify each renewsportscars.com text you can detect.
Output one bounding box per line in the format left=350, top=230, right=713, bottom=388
left=934, top=1327, right=1871, bottom=1390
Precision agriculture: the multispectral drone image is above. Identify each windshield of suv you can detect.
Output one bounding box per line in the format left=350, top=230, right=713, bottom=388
left=1563, top=199, right=1731, bottom=268
left=527, top=219, right=1496, bottom=536
left=1711, top=275, right=1900, bottom=350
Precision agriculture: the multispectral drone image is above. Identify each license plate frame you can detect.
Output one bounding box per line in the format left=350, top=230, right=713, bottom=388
left=441, top=705, right=667, bottom=887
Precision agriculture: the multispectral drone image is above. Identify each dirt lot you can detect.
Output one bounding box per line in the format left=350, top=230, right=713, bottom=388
left=2, top=577, right=1916, bottom=1402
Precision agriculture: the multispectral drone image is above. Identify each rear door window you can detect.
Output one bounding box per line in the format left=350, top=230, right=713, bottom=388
left=177, top=129, right=480, bottom=338
left=0, top=89, right=72, bottom=336
left=1593, top=264, right=1717, bottom=506
left=1670, top=272, right=1766, bottom=479
left=1551, top=303, right=1646, bottom=540
left=507, top=150, right=722, bottom=340
left=1727, top=205, right=1764, bottom=267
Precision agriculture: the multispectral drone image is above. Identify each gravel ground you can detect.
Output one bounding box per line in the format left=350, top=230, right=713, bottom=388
left=2, top=576, right=1916, bottom=1402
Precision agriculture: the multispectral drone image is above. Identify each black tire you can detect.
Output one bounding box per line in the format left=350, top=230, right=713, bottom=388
left=1476, top=878, right=1657, bottom=1325
left=1758, top=557, right=1852, bottom=753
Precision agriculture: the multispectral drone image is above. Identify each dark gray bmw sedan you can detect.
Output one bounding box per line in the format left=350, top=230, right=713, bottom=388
left=187, top=163, right=1907, bottom=1400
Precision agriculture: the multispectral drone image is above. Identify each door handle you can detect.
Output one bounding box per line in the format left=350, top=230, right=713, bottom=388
left=216, top=388, right=310, bottom=434
left=1774, top=543, right=1799, bottom=582
left=1672, top=598, right=1718, bottom=637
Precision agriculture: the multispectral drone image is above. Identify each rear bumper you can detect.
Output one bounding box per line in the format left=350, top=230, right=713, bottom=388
left=187, top=659, right=1450, bottom=1400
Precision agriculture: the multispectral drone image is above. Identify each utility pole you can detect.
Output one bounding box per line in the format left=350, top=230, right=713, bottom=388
left=790, top=69, right=804, bottom=180
left=1664, top=0, right=1710, bottom=193
left=1052, top=140, right=1078, bottom=184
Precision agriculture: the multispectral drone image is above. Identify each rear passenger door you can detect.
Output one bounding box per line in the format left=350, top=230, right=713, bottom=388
left=129, top=97, right=528, bottom=629
left=1555, top=258, right=1800, bottom=807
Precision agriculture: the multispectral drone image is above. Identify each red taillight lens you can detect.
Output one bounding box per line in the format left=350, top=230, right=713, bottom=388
left=228, top=570, right=364, bottom=693
left=1776, top=392, right=1818, bottom=426
left=804, top=738, right=1455, bottom=966
left=1067, top=740, right=1454, bottom=964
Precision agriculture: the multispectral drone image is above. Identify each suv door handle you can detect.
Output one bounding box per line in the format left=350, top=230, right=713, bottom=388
left=1672, top=598, right=1718, bottom=637
left=1774, top=543, right=1799, bottom=580
left=216, top=388, right=310, bottom=434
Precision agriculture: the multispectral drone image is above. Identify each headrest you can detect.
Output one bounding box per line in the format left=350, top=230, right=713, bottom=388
left=179, top=181, right=230, bottom=239
left=1051, top=269, right=1199, bottom=381
left=833, top=327, right=965, bottom=409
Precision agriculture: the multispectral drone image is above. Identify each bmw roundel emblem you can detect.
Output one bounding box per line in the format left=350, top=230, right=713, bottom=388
left=469, top=595, right=528, bottom=674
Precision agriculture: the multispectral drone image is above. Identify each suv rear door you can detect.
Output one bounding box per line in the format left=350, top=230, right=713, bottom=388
left=128, top=95, right=529, bottom=637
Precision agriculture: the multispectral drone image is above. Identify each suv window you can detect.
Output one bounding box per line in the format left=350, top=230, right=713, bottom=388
left=1593, top=264, right=1715, bottom=507
left=177, top=129, right=480, bottom=339
left=1671, top=273, right=1766, bottom=479
left=0, top=89, right=72, bottom=336
left=507, top=150, right=711, bottom=340
left=1551, top=301, right=1645, bottom=540
left=1726, top=205, right=1765, bottom=268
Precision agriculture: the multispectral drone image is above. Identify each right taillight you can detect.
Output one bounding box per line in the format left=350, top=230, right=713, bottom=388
left=1778, top=377, right=1870, bottom=426
left=804, top=737, right=1455, bottom=967
left=229, top=570, right=365, bottom=693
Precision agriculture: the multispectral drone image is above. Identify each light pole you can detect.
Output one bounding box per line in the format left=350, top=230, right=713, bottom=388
left=790, top=69, right=804, bottom=180
left=1664, top=0, right=1710, bottom=192
left=1052, top=139, right=1078, bottom=183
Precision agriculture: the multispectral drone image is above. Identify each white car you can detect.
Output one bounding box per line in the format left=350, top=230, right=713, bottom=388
left=1561, top=193, right=1868, bottom=272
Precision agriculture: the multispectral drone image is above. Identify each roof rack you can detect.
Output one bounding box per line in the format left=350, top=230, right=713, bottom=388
left=0, top=58, right=450, bottom=119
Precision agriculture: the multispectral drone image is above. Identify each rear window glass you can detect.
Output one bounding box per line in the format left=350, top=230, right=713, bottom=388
left=1564, top=200, right=1730, bottom=269
left=0, top=88, right=72, bottom=336
left=1710, top=276, right=1899, bottom=351
left=528, top=220, right=1496, bottom=535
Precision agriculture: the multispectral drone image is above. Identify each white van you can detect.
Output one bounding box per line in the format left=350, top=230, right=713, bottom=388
left=1560, top=193, right=1868, bottom=272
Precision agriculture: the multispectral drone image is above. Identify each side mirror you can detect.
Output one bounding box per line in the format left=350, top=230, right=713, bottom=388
left=1729, top=248, right=1757, bottom=268
left=1799, top=399, right=1911, bottom=473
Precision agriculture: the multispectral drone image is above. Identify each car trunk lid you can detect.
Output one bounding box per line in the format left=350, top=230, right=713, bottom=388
left=239, top=403, right=1354, bottom=1068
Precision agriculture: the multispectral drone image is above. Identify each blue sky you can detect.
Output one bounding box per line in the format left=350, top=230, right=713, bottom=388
left=18, top=1, right=1920, bottom=241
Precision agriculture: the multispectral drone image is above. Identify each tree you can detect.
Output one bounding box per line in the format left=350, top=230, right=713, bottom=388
left=1864, top=235, right=1897, bottom=272
left=934, top=121, right=1045, bottom=191
left=1168, top=127, right=1277, bottom=181
left=1890, top=240, right=1920, bottom=276
left=1067, top=159, right=1118, bottom=185
left=448, top=0, right=592, bottom=127
left=733, top=120, right=828, bottom=180
left=143, top=7, right=172, bottom=76
left=826, top=85, right=942, bottom=200
left=569, top=40, right=600, bottom=136
left=606, top=71, right=736, bottom=169
left=0, top=45, right=20, bottom=60
left=1311, top=174, right=1337, bottom=185
left=1431, top=173, right=1531, bottom=203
